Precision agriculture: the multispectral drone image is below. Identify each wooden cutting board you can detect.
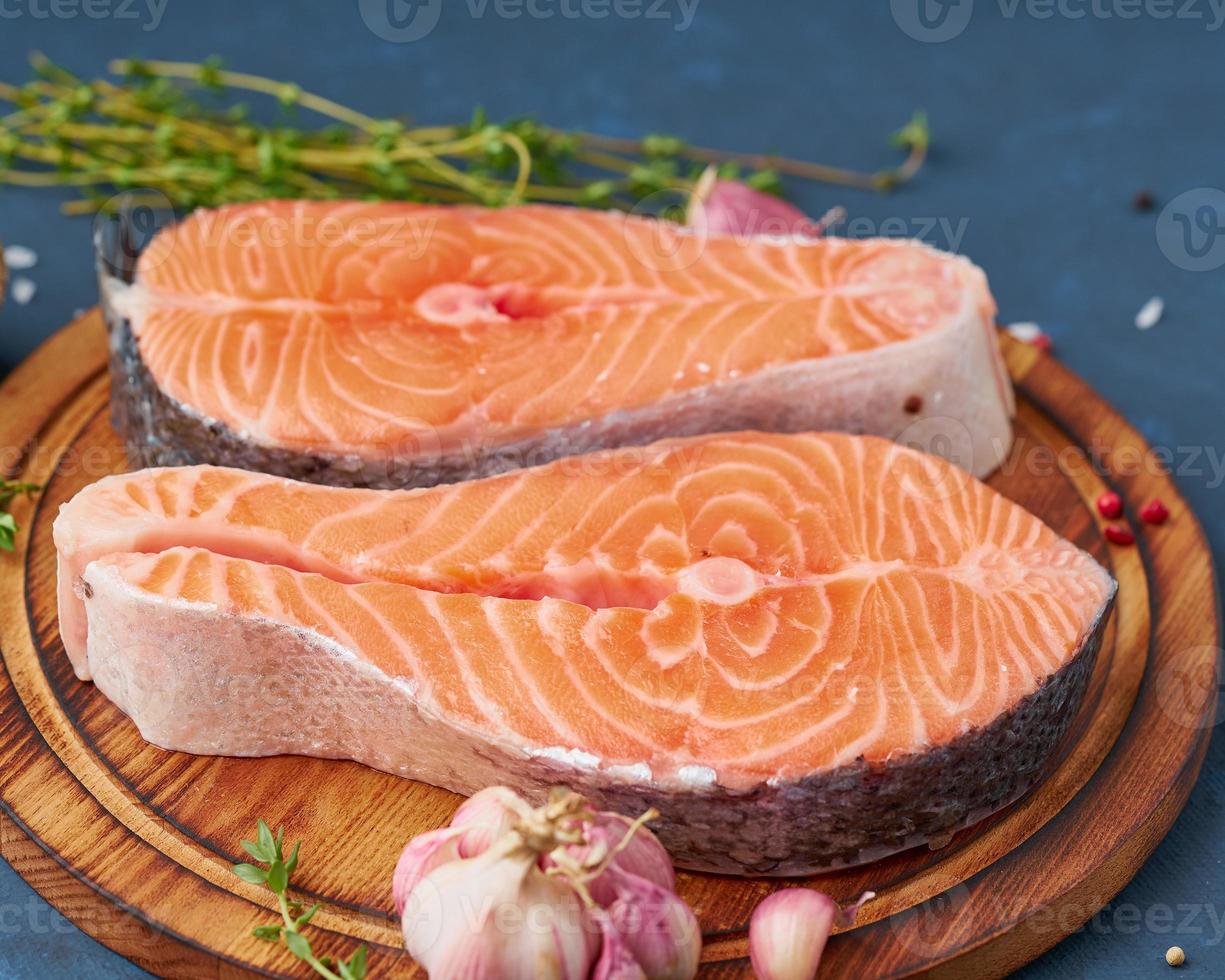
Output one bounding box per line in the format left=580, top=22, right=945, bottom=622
left=0, top=313, right=1217, bottom=979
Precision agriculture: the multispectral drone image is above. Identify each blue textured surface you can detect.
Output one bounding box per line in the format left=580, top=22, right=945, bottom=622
left=0, top=2, right=1222, bottom=977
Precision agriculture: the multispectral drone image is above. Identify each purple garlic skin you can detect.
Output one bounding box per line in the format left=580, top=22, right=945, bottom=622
left=603, top=865, right=701, bottom=980
left=592, top=909, right=649, bottom=980
left=393, top=787, right=702, bottom=980
left=688, top=179, right=826, bottom=239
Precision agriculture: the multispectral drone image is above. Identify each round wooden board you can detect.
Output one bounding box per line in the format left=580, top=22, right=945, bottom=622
left=0, top=312, right=1218, bottom=979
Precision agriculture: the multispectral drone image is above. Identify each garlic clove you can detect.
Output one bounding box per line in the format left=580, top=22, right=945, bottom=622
left=592, top=909, right=648, bottom=980
left=451, top=785, right=532, bottom=857
left=565, top=812, right=675, bottom=907
left=748, top=888, right=874, bottom=980
left=391, top=826, right=463, bottom=916
left=687, top=173, right=831, bottom=241
left=604, top=867, right=701, bottom=980
left=403, top=834, right=600, bottom=980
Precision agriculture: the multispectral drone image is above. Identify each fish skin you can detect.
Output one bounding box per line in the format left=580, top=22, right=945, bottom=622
left=99, top=201, right=1015, bottom=486
left=55, top=432, right=1114, bottom=873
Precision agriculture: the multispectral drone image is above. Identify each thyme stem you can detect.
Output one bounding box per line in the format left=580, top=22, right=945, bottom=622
left=0, top=55, right=929, bottom=216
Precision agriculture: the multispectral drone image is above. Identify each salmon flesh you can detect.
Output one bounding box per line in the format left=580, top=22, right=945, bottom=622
left=100, top=201, right=1015, bottom=489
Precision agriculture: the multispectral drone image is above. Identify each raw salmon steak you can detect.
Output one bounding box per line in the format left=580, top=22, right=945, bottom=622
left=101, top=201, right=1014, bottom=489
left=56, top=432, right=1112, bottom=873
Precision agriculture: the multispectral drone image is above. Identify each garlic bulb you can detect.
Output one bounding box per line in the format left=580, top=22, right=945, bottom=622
left=394, top=786, right=702, bottom=980
left=748, top=888, right=874, bottom=980
left=403, top=833, right=600, bottom=980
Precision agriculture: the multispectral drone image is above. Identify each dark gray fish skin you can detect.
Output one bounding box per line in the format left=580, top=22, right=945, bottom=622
left=526, top=587, right=1114, bottom=875
left=103, top=309, right=845, bottom=489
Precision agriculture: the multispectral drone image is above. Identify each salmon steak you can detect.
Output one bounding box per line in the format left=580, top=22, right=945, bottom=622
left=55, top=431, right=1113, bottom=874
left=101, top=201, right=1014, bottom=489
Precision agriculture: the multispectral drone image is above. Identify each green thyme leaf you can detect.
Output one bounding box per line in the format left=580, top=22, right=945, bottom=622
left=295, top=903, right=321, bottom=928
left=285, top=930, right=312, bottom=961
left=285, top=840, right=301, bottom=875
left=642, top=133, right=685, bottom=158
left=256, top=819, right=276, bottom=860
left=232, top=862, right=268, bottom=885
left=746, top=169, right=783, bottom=196
left=0, top=513, right=16, bottom=552
left=892, top=110, right=930, bottom=152
left=266, top=859, right=287, bottom=895
left=241, top=839, right=268, bottom=862
left=338, top=946, right=369, bottom=980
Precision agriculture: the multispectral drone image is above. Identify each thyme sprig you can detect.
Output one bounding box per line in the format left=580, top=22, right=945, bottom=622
left=233, top=819, right=368, bottom=980
left=0, top=480, right=40, bottom=552
left=0, top=54, right=929, bottom=216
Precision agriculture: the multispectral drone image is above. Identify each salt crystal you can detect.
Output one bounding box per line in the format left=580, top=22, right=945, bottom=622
left=1005, top=322, right=1043, bottom=342
left=10, top=277, right=36, bottom=305
left=1135, top=296, right=1164, bottom=331
left=3, top=245, right=37, bottom=270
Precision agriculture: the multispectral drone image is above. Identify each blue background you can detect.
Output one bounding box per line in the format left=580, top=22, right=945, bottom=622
left=0, top=1, right=1222, bottom=976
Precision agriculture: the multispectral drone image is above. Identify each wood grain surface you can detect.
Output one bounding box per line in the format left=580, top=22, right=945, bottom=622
left=0, top=313, right=1217, bottom=978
